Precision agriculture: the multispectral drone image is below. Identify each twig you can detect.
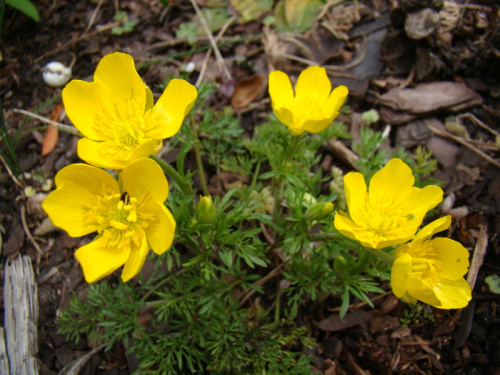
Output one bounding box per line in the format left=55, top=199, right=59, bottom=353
left=12, top=109, right=80, bottom=136
left=34, top=21, right=121, bottom=63
left=328, top=291, right=392, bottom=312
left=238, top=263, right=285, bottom=308
left=425, top=120, right=500, bottom=168
left=457, top=112, right=500, bottom=139
left=84, top=0, right=105, bottom=34
left=20, top=205, right=44, bottom=256
left=0, top=153, right=24, bottom=188
left=467, top=225, right=488, bottom=290
left=189, top=0, right=231, bottom=80
left=317, top=0, right=345, bottom=20
left=195, top=15, right=236, bottom=87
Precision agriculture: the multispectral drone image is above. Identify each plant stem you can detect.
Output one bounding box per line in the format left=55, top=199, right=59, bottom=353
left=140, top=268, right=189, bottom=302
left=191, top=117, right=209, bottom=196
left=150, top=155, right=193, bottom=196
left=309, top=233, right=394, bottom=265
left=362, top=246, right=394, bottom=265
left=287, top=134, right=302, bottom=159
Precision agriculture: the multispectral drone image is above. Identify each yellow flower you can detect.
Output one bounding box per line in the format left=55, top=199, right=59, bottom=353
left=62, top=52, right=197, bottom=169
left=268, top=66, right=348, bottom=135
left=334, top=159, right=443, bottom=249
left=42, top=158, right=176, bottom=283
left=391, top=216, right=471, bottom=309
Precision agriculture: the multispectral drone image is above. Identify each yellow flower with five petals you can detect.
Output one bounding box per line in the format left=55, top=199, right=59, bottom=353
left=268, top=66, right=348, bottom=135
left=42, top=158, right=176, bottom=283
left=334, top=158, right=443, bottom=249
left=62, top=52, right=197, bottom=169
left=391, top=216, right=471, bottom=309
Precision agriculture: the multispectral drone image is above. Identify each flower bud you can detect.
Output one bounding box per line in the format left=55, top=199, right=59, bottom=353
left=196, top=196, right=216, bottom=224
left=305, top=202, right=334, bottom=220
left=333, top=255, right=348, bottom=275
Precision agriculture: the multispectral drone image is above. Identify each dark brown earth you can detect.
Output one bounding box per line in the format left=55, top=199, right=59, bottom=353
left=1, top=0, right=500, bottom=374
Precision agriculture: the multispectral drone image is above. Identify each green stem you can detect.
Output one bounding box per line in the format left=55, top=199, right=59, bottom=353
left=308, top=233, right=340, bottom=241
left=191, top=118, right=209, bottom=196
left=140, top=268, right=189, bottom=302
left=286, top=134, right=302, bottom=159
left=362, top=246, right=394, bottom=265
left=309, top=233, right=394, bottom=265
left=150, top=155, right=193, bottom=196
left=274, top=286, right=281, bottom=323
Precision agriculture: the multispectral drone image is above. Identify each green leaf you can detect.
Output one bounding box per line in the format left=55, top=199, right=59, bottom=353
left=274, top=0, right=323, bottom=32
left=176, top=22, right=199, bottom=45
left=339, top=288, right=350, bottom=319
left=485, top=275, right=500, bottom=294
left=6, top=0, right=40, bottom=21
left=229, top=0, right=273, bottom=22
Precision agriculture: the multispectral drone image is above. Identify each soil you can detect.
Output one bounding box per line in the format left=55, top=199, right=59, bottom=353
left=1, top=0, right=500, bottom=374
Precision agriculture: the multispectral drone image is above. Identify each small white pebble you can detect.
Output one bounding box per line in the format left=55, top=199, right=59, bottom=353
left=42, top=61, right=72, bottom=88
left=182, top=61, right=196, bottom=73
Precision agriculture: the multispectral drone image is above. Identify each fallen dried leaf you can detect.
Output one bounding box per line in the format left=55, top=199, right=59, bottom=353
left=231, top=75, right=266, bottom=109
left=318, top=310, right=372, bottom=332
left=41, top=104, right=64, bottom=156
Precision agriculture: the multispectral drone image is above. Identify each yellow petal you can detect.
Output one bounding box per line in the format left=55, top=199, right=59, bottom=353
left=77, top=137, right=159, bottom=170
left=333, top=211, right=359, bottom=241
left=145, top=86, right=154, bottom=111
left=93, top=52, right=147, bottom=112
left=43, top=182, right=98, bottom=237
left=121, top=228, right=149, bottom=282
left=120, top=158, right=169, bottom=202
left=430, top=277, right=471, bottom=309
left=301, top=118, right=334, bottom=134
left=406, top=275, right=442, bottom=307
left=374, top=235, right=415, bottom=249
left=62, top=80, right=105, bottom=140
left=406, top=185, right=444, bottom=216
left=294, top=66, right=331, bottom=104
left=274, top=106, right=296, bottom=132
left=391, top=253, right=412, bottom=298
left=322, top=85, right=348, bottom=117
left=343, top=172, right=367, bottom=224
left=54, top=162, right=118, bottom=192
left=143, top=202, right=176, bottom=255
left=369, top=159, right=414, bottom=203
left=432, top=238, right=470, bottom=279
left=414, top=216, right=451, bottom=242
left=75, top=235, right=131, bottom=283
left=145, top=79, right=197, bottom=139
left=268, top=70, right=294, bottom=110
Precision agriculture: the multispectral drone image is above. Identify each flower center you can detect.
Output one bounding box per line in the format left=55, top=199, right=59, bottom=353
left=404, top=242, right=442, bottom=285
left=94, top=97, right=147, bottom=151
left=83, top=185, right=146, bottom=251
left=362, top=197, right=414, bottom=242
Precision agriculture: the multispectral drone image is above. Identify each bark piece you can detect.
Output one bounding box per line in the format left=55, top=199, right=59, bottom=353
left=2, top=255, right=39, bottom=375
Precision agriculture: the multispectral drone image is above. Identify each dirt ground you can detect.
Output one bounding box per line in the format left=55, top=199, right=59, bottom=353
left=1, top=0, right=500, bottom=374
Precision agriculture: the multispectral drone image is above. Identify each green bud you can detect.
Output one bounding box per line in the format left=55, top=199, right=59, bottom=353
left=196, top=196, right=216, bottom=224
left=333, top=255, right=347, bottom=275
left=302, top=193, right=317, bottom=207
left=305, top=202, right=333, bottom=220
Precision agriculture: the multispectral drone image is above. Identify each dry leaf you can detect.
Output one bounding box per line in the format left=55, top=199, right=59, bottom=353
left=231, top=75, right=266, bottom=109
left=41, top=104, right=64, bottom=156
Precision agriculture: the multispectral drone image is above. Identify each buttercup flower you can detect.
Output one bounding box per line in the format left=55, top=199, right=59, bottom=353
left=63, top=52, right=197, bottom=169
left=268, top=66, right=348, bottom=135
left=42, top=158, right=176, bottom=283
left=334, top=159, right=443, bottom=249
left=391, top=216, right=471, bottom=309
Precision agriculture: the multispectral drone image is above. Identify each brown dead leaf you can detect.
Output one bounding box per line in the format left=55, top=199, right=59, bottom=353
left=318, top=310, right=372, bottom=332
left=41, top=104, right=64, bottom=156
left=231, top=75, right=266, bottom=109
left=378, top=82, right=482, bottom=125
